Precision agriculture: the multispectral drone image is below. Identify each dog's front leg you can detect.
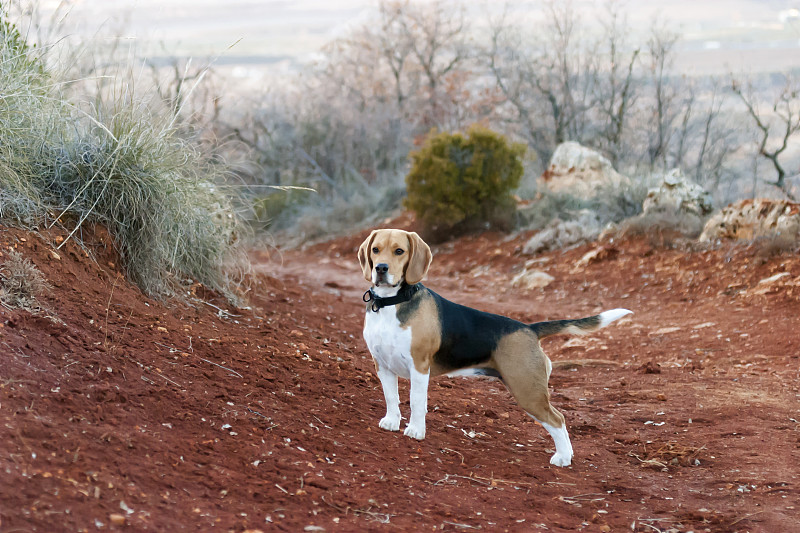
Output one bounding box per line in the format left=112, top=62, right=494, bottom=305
left=377, top=368, right=401, bottom=431
left=404, top=368, right=430, bottom=440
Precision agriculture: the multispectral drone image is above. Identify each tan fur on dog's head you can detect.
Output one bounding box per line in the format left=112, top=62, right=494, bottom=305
left=358, top=229, right=432, bottom=286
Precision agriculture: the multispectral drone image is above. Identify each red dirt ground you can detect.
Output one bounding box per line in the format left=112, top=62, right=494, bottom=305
left=1, top=219, right=799, bottom=533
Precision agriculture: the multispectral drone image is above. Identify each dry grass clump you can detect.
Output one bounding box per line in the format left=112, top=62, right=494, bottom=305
left=49, top=99, right=247, bottom=299
left=0, top=15, right=55, bottom=225
left=522, top=210, right=603, bottom=254
left=520, top=180, right=649, bottom=231
left=0, top=248, right=49, bottom=312
left=0, top=13, right=247, bottom=301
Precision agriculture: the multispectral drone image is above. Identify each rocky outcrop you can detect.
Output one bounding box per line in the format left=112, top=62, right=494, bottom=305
left=617, top=169, right=712, bottom=238
left=538, top=142, right=630, bottom=199
left=523, top=210, right=603, bottom=254
left=699, top=199, right=800, bottom=241
left=642, top=169, right=713, bottom=218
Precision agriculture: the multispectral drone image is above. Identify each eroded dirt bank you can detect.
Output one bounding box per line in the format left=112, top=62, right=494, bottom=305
left=1, top=223, right=799, bottom=532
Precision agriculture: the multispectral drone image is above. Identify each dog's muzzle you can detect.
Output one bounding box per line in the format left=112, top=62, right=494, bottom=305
left=374, top=263, right=390, bottom=285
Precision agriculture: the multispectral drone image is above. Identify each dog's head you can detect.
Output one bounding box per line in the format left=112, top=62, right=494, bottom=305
left=358, top=229, right=432, bottom=287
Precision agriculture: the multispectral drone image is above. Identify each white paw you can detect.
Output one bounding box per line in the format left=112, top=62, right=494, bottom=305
left=403, top=423, right=426, bottom=440
left=379, top=415, right=401, bottom=432
left=550, top=452, right=572, bottom=467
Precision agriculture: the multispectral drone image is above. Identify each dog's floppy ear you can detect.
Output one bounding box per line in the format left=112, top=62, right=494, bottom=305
left=358, top=230, right=378, bottom=283
left=404, top=231, right=432, bottom=285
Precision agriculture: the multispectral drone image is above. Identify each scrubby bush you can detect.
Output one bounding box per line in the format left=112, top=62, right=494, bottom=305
left=404, top=126, right=525, bottom=240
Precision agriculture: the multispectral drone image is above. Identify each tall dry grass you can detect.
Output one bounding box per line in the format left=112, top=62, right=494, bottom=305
left=0, top=13, right=247, bottom=300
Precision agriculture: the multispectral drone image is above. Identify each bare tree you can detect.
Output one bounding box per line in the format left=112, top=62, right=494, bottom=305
left=644, top=19, right=680, bottom=169
left=691, top=79, right=737, bottom=190
left=590, top=0, right=640, bottom=167
left=313, top=0, right=471, bottom=131
left=484, top=8, right=550, bottom=159
left=376, top=2, right=417, bottom=112
left=484, top=1, right=596, bottom=164
left=731, top=75, right=800, bottom=199
left=670, top=80, right=695, bottom=169
left=386, top=0, right=470, bottom=129
left=536, top=0, right=593, bottom=145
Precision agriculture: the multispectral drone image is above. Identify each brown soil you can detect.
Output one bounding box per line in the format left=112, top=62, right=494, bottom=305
left=1, top=220, right=799, bottom=533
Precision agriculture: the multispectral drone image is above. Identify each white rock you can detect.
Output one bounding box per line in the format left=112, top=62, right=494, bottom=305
left=642, top=168, right=713, bottom=217
left=538, top=142, right=630, bottom=199
left=523, top=210, right=603, bottom=254
left=511, top=269, right=554, bottom=290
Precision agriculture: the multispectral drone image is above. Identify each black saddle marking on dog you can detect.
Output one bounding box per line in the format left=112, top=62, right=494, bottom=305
left=427, top=288, right=529, bottom=372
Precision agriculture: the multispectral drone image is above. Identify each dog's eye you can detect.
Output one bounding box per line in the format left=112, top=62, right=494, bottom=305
left=394, top=248, right=404, bottom=255
left=372, top=247, right=379, bottom=254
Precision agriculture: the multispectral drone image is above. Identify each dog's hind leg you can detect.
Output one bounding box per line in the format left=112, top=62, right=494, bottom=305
left=527, top=409, right=573, bottom=467
left=404, top=367, right=429, bottom=440
left=377, top=367, right=401, bottom=431
left=493, top=331, right=574, bottom=466
left=513, top=383, right=573, bottom=466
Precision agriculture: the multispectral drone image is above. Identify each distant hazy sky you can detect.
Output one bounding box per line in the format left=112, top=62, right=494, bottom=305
left=31, top=0, right=800, bottom=74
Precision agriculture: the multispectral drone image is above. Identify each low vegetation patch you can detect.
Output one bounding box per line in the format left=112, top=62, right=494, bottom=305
left=0, top=13, right=246, bottom=300
left=617, top=210, right=707, bottom=248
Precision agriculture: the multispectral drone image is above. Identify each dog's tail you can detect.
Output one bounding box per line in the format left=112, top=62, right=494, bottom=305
left=529, top=308, right=632, bottom=339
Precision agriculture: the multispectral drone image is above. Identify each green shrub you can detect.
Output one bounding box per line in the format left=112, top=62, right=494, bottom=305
left=404, top=125, right=525, bottom=240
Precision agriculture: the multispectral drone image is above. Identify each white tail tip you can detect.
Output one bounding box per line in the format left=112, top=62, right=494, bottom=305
left=598, top=308, right=633, bottom=328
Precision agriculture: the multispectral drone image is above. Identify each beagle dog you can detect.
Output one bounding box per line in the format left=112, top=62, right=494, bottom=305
left=359, top=228, right=631, bottom=467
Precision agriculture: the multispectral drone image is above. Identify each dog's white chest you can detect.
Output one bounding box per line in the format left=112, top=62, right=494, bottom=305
left=363, top=307, right=413, bottom=378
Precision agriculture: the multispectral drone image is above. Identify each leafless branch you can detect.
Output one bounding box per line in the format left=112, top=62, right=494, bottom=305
left=731, top=75, right=800, bottom=199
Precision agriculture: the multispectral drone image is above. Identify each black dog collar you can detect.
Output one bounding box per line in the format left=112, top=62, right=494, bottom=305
left=363, top=283, right=421, bottom=312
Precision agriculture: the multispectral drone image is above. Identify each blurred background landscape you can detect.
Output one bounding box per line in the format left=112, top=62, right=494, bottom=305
left=4, top=0, right=800, bottom=263
left=31, top=0, right=800, bottom=74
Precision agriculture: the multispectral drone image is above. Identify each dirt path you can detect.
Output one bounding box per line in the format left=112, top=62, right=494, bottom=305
left=1, top=224, right=799, bottom=532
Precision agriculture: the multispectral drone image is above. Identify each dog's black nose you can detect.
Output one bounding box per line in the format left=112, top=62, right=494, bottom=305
left=375, top=263, right=389, bottom=274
